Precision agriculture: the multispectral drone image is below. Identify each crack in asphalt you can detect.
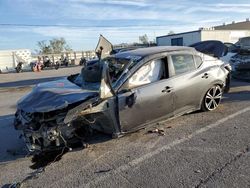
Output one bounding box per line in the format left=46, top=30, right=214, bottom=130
left=194, top=145, right=250, bottom=188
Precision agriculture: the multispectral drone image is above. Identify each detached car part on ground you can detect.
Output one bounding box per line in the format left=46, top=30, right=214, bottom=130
left=14, top=46, right=231, bottom=153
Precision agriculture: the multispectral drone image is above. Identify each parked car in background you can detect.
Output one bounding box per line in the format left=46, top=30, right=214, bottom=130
left=235, top=37, right=250, bottom=51
left=14, top=46, right=231, bottom=153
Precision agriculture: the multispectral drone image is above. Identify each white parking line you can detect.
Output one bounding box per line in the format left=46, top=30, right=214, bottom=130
left=84, top=106, right=250, bottom=188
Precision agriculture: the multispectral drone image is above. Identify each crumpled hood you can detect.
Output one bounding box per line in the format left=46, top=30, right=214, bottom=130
left=17, top=78, right=99, bottom=113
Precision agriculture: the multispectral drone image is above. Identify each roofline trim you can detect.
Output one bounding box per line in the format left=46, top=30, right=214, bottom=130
left=156, top=30, right=201, bottom=39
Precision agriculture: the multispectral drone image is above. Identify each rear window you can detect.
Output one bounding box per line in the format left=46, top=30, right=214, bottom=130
left=171, top=54, right=196, bottom=75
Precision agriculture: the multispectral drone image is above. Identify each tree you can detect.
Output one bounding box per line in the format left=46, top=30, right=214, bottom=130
left=50, top=38, right=72, bottom=53
left=37, top=37, right=72, bottom=54
left=139, top=34, right=149, bottom=44
left=37, top=40, right=51, bottom=54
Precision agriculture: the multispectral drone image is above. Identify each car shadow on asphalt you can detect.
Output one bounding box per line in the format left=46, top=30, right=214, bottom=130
left=223, top=91, right=250, bottom=104
left=0, top=76, right=64, bottom=88
left=0, top=113, right=112, bottom=170
left=29, top=132, right=111, bottom=170
left=0, top=113, right=111, bottom=169
left=223, top=79, right=250, bottom=103
left=0, top=114, right=28, bottom=163
left=230, top=78, right=250, bottom=87
left=213, top=78, right=250, bottom=104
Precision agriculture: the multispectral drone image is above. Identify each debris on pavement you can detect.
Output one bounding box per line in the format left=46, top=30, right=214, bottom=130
left=82, top=142, right=90, bottom=149
left=148, top=128, right=165, bottom=136
left=148, top=128, right=159, bottom=133
left=194, top=169, right=201, bottom=173
left=95, top=169, right=112, bottom=173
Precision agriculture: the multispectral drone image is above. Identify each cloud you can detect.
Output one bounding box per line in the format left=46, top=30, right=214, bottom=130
left=7, top=0, right=250, bottom=20
left=0, top=36, right=16, bottom=43
left=1, top=0, right=250, bottom=50
left=185, top=3, right=250, bottom=14
left=0, top=23, right=199, bottom=50
left=0, top=1, right=203, bottom=21
left=216, top=3, right=250, bottom=7
left=70, top=0, right=149, bottom=7
left=29, top=24, right=200, bottom=44
left=7, top=1, right=250, bottom=24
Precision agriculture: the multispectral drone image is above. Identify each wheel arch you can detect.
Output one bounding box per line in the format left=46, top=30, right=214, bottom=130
left=198, top=80, right=225, bottom=109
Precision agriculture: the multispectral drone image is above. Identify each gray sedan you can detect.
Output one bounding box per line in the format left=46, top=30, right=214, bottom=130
left=14, top=46, right=231, bottom=153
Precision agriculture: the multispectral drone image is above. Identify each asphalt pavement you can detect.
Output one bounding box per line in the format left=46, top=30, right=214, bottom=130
left=0, top=67, right=249, bottom=188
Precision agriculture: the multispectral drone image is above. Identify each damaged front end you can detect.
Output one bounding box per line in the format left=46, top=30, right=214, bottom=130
left=14, top=107, right=78, bottom=152
left=14, top=96, right=119, bottom=153
left=14, top=35, right=125, bottom=153
left=14, top=64, right=119, bottom=153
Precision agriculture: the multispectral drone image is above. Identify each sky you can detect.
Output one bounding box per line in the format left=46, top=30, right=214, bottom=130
left=0, top=0, right=250, bottom=51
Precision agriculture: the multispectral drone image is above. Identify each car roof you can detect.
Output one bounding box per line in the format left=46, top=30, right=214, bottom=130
left=114, top=46, right=196, bottom=59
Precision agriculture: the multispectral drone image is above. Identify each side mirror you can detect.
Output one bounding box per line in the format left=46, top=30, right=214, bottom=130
left=126, top=92, right=137, bottom=108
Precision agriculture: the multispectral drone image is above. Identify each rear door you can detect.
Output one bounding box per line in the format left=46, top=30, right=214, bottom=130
left=117, top=58, right=174, bottom=132
left=168, top=53, right=208, bottom=115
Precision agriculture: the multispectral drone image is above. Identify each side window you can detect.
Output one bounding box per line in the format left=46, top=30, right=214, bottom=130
left=171, top=54, right=196, bottom=75
left=128, top=59, right=165, bottom=88
left=194, top=55, right=203, bottom=68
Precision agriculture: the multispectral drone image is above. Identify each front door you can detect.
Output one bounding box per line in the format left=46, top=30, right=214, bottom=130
left=117, top=58, right=174, bottom=132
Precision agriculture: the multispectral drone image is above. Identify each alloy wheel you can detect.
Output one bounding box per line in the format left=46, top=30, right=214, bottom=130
left=205, top=85, right=222, bottom=111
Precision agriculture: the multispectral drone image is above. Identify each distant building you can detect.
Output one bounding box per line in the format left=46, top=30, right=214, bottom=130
left=0, top=49, right=31, bottom=72
left=157, top=19, right=250, bottom=47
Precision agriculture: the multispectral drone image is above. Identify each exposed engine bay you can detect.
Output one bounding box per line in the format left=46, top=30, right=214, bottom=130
left=14, top=101, right=93, bottom=152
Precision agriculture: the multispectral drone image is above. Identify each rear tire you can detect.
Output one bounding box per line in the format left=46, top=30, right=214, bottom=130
left=201, top=85, right=222, bottom=111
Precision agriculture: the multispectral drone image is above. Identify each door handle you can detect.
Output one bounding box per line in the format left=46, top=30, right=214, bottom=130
left=202, top=73, right=209, bottom=79
left=162, top=86, right=173, bottom=93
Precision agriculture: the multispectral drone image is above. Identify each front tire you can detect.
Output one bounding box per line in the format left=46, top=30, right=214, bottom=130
left=201, top=85, right=223, bottom=111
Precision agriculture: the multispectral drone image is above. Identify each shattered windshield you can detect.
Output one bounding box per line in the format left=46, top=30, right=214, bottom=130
left=105, top=56, right=142, bottom=88
left=105, top=58, right=129, bottom=82
left=68, top=56, right=141, bottom=89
